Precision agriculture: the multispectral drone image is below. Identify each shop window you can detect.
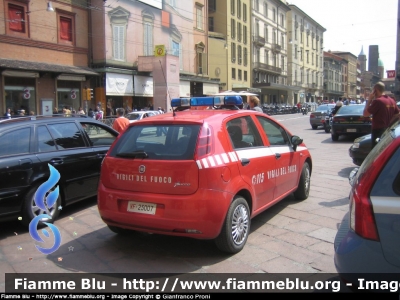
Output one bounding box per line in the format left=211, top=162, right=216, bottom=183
left=4, top=77, right=36, bottom=116
left=6, top=2, right=28, bottom=38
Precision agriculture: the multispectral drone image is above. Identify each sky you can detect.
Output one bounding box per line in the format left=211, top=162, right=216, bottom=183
left=286, top=0, right=398, bottom=76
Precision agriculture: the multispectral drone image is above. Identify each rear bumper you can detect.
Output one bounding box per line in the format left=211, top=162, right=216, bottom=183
left=331, top=124, right=371, bottom=135
left=334, top=213, right=400, bottom=277
left=97, top=182, right=233, bottom=239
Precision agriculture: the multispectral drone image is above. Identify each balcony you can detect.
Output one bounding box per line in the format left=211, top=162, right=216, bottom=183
left=252, top=35, right=265, bottom=46
left=271, top=43, right=281, bottom=53
left=308, top=83, right=316, bottom=89
left=253, top=62, right=281, bottom=75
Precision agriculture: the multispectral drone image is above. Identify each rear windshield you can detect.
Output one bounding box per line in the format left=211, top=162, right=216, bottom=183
left=337, top=105, right=365, bottom=115
left=127, top=113, right=142, bottom=121
left=316, top=105, right=334, bottom=112
left=109, top=124, right=201, bottom=160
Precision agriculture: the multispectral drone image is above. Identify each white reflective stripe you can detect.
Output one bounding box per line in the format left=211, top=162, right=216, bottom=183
left=371, top=196, right=400, bottom=215
left=221, top=153, right=230, bottom=163
left=214, top=154, right=223, bottom=165
left=296, top=146, right=308, bottom=151
left=228, top=152, right=238, bottom=162
left=201, top=158, right=209, bottom=168
left=268, top=146, right=293, bottom=153
left=207, top=156, right=216, bottom=167
left=196, top=160, right=203, bottom=169
left=235, top=147, right=275, bottom=159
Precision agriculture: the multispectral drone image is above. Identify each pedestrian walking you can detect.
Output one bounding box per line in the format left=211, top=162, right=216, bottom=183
left=112, top=108, right=130, bottom=133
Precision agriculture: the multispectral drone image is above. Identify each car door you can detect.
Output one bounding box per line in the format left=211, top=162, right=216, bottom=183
left=255, top=116, right=300, bottom=200
left=0, top=126, right=38, bottom=216
left=79, top=121, right=118, bottom=177
left=36, top=122, right=97, bottom=203
left=226, top=116, right=276, bottom=212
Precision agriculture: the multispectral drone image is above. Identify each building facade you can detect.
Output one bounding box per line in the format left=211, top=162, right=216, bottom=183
left=250, top=0, right=293, bottom=105
left=286, top=4, right=325, bottom=104
left=0, top=0, right=96, bottom=116
left=90, top=0, right=216, bottom=113
left=332, top=51, right=358, bottom=100
left=208, top=0, right=252, bottom=93
left=323, top=51, right=344, bottom=101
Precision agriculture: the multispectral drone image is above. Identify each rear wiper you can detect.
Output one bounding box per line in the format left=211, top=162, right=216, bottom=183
left=116, top=151, right=148, bottom=158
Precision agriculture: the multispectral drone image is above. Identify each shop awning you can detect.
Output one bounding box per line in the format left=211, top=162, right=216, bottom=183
left=0, top=58, right=99, bottom=77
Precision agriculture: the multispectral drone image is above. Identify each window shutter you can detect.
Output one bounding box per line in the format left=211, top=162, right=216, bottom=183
left=9, top=4, right=24, bottom=32
left=113, top=25, right=124, bottom=61
left=179, top=43, right=183, bottom=70
left=118, top=26, right=124, bottom=60
left=60, top=17, right=72, bottom=41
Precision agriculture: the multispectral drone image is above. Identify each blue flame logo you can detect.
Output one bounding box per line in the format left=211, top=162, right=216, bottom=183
left=29, top=164, right=62, bottom=255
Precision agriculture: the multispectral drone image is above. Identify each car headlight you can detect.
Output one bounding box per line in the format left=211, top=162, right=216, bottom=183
left=352, top=142, right=360, bottom=149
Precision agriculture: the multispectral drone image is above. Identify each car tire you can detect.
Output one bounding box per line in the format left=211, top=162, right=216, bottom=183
left=215, top=196, right=250, bottom=254
left=324, top=127, right=330, bottom=133
left=331, top=133, right=339, bottom=141
left=21, top=183, right=61, bottom=227
left=312, top=125, right=318, bottom=130
left=294, top=162, right=311, bottom=201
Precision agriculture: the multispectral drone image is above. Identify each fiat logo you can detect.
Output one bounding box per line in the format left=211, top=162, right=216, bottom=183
left=139, top=165, right=146, bottom=173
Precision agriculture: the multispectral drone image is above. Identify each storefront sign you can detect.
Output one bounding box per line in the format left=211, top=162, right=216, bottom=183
left=41, top=99, right=53, bottom=116
left=106, top=73, right=134, bottom=96
left=179, top=81, right=190, bottom=97
left=203, top=83, right=219, bottom=95
left=134, top=76, right=153, bottom=97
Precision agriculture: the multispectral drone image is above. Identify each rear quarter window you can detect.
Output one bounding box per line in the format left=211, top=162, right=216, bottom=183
left=371, top=147, right=400, bottom=197
left=110, top=125, right=201, bottom=160
left=0, top=127, right=31, bottom=156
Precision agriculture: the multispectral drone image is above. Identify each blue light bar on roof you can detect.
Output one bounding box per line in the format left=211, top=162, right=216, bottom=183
left=171, top=95, right=243, bottom=108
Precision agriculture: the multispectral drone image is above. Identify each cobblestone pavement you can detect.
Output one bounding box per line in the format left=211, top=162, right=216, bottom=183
left=0, top=113, right=356, bottom=291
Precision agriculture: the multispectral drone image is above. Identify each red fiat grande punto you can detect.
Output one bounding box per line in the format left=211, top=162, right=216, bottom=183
left=98, top=96, right=312, bottom=253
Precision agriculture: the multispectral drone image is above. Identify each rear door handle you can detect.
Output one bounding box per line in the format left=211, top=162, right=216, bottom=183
left=275, top=153, right=281, bottom=159
left=97, top=153, right=106, bottom=159
left=241, top=158, right=250, bottom=166
left=50, top=158, right=63, bottom=165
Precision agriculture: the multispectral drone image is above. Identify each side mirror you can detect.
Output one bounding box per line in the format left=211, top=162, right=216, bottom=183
left=291, top=135, right=303, bottom=151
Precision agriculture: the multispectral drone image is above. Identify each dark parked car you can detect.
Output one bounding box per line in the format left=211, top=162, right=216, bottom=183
left=334, top=114, right=400, bottom=286
left=349, top=113, right=400, bottom=166
left=348, top=134, right=372, bottom=166
left=331, top=104, right=372, bottom=141
left=309, top=104, right=335, bottom=129
left=0, top=115, right=118, bottom=226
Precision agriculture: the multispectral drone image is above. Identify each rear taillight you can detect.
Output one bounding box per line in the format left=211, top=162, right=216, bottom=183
left=310, top=114, right=315, bottom=118
left=194, top=123, right=213, bottom=160
left=349, top=160, right=380, bottom=241
left=333, top=117, right=346, bottom=123
left=359, top=116, right=372, bottom=123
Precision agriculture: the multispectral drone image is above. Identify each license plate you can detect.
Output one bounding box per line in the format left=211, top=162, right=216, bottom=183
left=316, top=116, right=321, bottom=119
left=347, top=129, right=357, bottom=133
left=127, top=201, right=156, bottom=215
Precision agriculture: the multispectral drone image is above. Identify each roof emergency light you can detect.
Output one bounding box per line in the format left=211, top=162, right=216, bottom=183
left=171, top=96, right=243, bottom=108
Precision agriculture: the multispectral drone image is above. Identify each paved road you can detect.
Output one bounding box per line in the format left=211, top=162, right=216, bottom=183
left=0, top=113, right=357, bottom=291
